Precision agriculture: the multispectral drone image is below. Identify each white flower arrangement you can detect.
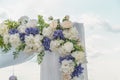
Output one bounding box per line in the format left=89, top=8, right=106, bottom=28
left=0, top=15, right=86, bottom=80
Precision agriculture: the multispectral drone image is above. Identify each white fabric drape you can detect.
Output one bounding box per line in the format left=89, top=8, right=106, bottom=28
left=40, top=23, right=88, bottom=80
left=0, top=49, right=35, bottom=68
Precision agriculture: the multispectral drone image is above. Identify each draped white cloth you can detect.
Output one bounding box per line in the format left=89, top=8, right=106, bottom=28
left=0, top=49, right=35, bottom=68
left=40, top=23, right=88, bottom=80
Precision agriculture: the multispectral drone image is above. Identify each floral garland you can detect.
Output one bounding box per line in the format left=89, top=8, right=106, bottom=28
left=0, top=15, right=86, bottom=80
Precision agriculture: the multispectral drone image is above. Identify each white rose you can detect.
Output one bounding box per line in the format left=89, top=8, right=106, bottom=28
left=71, top=51, right=85, bottom=64
left=0, top=23, right=8, bottom=35
left=18, top=16, right=29, bottom=25
left=62, top=73, right=72, bottom=80
left=63, top=27, right=79, bottom=40
left=17, top=25, right=27, bottom=33
left=49, top=20, right=58, bottom=28
left=59, top=42, right=74, bottom=55
left=26, top=19, right=37, bottom=28
left=50, top=40, right=64, bottom=52
left=61, top=60, right=74, bottom=74
left=42, top=27, right=54, bottom=38
left=61, top=21, right=73, bottom=28
left=9, top=33, right=21, bottom=48
left=3, top=34, right=9, bottom=44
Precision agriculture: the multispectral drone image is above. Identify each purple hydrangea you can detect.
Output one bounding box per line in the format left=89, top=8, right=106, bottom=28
left=25, top=27, right=39, bottom=36
left=71, top=64, right=84, bottom=78
left=53, top=30, right=65, bottom=40
left=9, top=29, right=19, bottom=34
left=19, top=33, right=26, bottom=42
left=9, top=75, right=17, bottom=80
left=59, top=55, right=75, bottom=63
left=42, top=37, right=51, bottom=50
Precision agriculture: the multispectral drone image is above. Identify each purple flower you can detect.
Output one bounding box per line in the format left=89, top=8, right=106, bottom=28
left=71, top=64, right=84, bottom=78
left=9, top=29, right=18, bottom=34
left=25, top=27, right=39, bottom=36
left=19, top=33, right=26, bottom=42
left=9, top=75, right=17, bottom=80
left=53, top=30, right=65, bottom=40
left=42, top=37, right=51, bottom=50
left=59, top=55, right=75, bottom=63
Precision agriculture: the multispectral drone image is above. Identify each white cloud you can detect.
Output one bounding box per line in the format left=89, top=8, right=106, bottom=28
left=79, top=14, right=120, bottom=80
left=0, top=8, right=8, bottom=22
left=72, top=14, right=120, bottom=33
left=0, top=0, right=63, bottom=20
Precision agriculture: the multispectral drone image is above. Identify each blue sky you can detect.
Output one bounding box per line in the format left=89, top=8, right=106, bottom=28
left=0, top=0, right=120, bottom=80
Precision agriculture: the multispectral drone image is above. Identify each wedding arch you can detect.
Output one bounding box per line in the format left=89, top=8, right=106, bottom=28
left=0, top=15, right=88, bottom=80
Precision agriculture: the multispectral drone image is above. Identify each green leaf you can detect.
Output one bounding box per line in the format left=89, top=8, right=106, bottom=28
left=38, top=15, right=49, bottom=34
left=0, top=36, right=4, bottom=48
left=13, top=51, right=19, bottom=59
left=37, top=52, right=45, bottom=64
left=74, top=44, right=84, bottom=52
left=4, top=20, right=19, bottom=29
left=73, top=60, right=78, bottom=67
left=0, top=36, right=11, bottom=53
left=2, top=43, right=11, bottom=52
left=16, top=43, right=26, bottom=52
left=13, top=43, right=26, bottom=59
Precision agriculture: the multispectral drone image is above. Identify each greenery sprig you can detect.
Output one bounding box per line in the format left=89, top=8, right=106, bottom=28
left=0, top=36, right=11, bottom=52
left=38, top=15, right=49, bottom=34
left=4, top=20, right=20, bottom=29
left=37, top=51, right=45, bottom=64
left=13, top=43, right=26, bottom=59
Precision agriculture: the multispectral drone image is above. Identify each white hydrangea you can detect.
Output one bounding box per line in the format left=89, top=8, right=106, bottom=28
left=33, top=35, right=43, bottom=53
left=32, top=42, right=43, bottom=53
left=25, top=34, right=35, bottom=46
left=63, top=27, right=79, bottom=40
left=42, top=27, right=54, bottom=38
left=58, top=42, right=74, bottom=55
left=61, top=21, right=73, bottom=28
left=24, top=34, right=43, bottom=53
left=17, top=25, right=27, bottom=33
left=0, top=23, right=8, bottom=35
left=71, top=51, right=85, bottom=64
left=61, top=60, right=74, bottom=74
left=9, top=33, right=21, bottom=48
left=26, top=19, right=37, bottom=28
left=18, top=16, right=29, bottom=25
left=34, top=34, right=43, bottom=42
left=50, top=40, right=64, bottom=52
left=3, top=34, right=9, bottom=44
